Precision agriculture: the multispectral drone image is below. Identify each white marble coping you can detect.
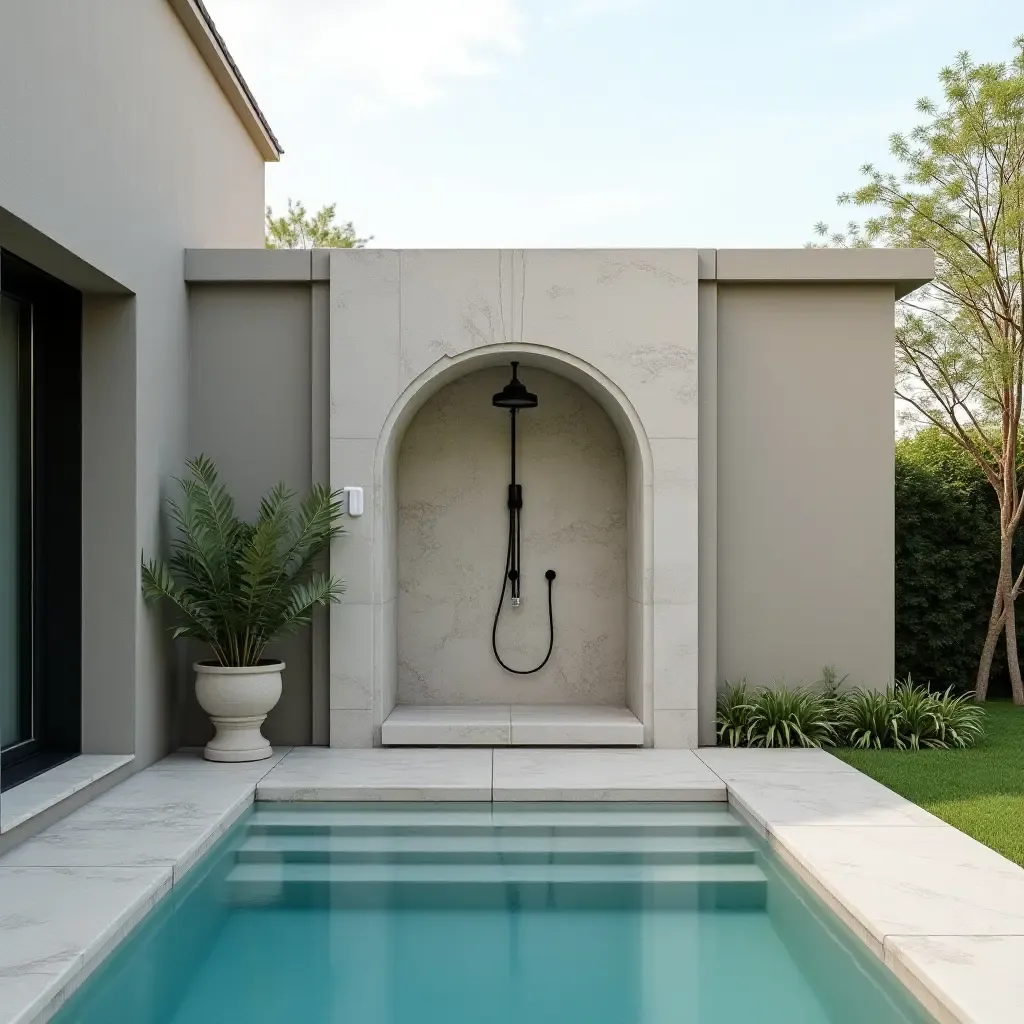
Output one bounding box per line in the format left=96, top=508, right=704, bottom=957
left=492, top=748, right=725, bottom=801
left=0, top=749, right=290, bottom=1024
left=0, top=744, right=1018, bottom=1024
left=696, top=747, right=1024, bottom=1024
left=1, top=755, right=135, bottom=833
left=256, top=748, right=494, bottom=801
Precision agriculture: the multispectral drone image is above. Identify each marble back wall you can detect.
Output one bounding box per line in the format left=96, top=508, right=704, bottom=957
left=397, top=366, right=627, bottom=706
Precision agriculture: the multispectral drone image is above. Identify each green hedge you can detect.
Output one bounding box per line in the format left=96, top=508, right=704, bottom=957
left=895, top=428, right=1019, bottom=694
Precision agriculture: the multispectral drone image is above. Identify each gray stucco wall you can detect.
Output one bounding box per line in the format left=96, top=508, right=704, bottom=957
left=716, top=284, right=896, bottom=690
left=187, top=284, right=323, bottom=746
left=397, top=366, right=627, bottom=707
left=0, top=0, right=267, bottom=765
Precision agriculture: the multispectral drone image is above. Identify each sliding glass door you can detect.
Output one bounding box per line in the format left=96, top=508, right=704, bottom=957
left=0, top=292, right=31, bottom=755
left=1, top=251, right=82, bottom=788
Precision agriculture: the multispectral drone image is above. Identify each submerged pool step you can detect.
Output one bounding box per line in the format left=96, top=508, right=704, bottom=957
left=227, top=861, right=766, bottom=886
left=247, top=806, right=745, bottom=838
left=224, top=860, right=768, bottom=910
left=235, top=832, right=759, bottom=865
left=232, top=806, right=765, bottom=910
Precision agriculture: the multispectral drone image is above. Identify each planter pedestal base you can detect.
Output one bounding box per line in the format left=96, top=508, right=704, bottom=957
left=204, top=716, right=274, bottom=762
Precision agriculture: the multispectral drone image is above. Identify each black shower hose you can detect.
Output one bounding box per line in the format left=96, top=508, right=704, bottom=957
left=491, top=510, right=556, bottom=674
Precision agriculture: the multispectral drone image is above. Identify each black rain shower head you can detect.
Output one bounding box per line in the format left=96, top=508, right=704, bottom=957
left=492, top=361, right=538, bottom=410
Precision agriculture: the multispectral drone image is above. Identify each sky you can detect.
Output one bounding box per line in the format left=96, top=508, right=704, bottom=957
left=205, top=0, right=1018, bottom=249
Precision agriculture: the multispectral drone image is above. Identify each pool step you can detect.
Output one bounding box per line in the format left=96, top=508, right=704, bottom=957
left=225, top=860, right=768, bottom=910
left=247, top=806, right=745, bottom=838
left=232, top=804, right=764, bottom=909
left=235, top=832, right=759, bottom=865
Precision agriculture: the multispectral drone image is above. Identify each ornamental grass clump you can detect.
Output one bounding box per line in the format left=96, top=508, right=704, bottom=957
left=841, top=687, right=903, bottom=750
left=716, top=669, right=986, bottom=750
left=818, top=664, right=851, bottom=727
left=922, top=685, right=986, bottom=749
left=745, top=685, right=836, bottom=748
left=715, top=681, right=756, bottom=747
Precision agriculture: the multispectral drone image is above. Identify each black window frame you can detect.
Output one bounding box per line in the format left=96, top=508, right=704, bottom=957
left=0, top=250, right=82, bottom=789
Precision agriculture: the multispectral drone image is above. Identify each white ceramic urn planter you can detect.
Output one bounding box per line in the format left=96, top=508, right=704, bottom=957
left=194, top=661, right=284, bottom=762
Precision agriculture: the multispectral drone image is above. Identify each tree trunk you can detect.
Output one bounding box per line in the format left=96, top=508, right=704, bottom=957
left=1003, top=533, right=1024, bottom=705
left=975, top=585, right=1003, bottom=701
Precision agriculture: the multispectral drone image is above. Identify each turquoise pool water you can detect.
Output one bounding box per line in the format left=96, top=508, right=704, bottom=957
left=54, top=803, right=932, bottom=1024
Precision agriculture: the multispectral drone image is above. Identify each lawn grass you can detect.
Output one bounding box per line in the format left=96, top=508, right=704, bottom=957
left=832, top=702, right=1024, bottom=866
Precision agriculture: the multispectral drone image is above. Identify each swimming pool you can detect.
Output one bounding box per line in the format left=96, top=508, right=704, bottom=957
left=52, top=802, right=932, bottom=1024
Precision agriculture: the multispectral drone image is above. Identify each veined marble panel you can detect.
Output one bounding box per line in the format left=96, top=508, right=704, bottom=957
left=397, top=366, right=627, bottom=707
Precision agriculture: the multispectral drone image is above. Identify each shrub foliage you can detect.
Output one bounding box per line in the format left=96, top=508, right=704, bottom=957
left=896, top=428, right=1021, bottom=694
left=716, top=672, right=986, bottom=750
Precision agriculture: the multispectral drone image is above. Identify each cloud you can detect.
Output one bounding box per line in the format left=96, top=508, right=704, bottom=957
left=205, top=0, right=524, bottom=114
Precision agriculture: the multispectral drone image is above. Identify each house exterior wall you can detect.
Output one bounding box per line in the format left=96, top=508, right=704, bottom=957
left=716, top=283, right=897, bottom=691
left=0, top=0, right=267, bottom=766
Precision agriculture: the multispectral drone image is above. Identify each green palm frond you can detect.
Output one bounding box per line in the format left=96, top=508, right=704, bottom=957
left=141, top=458, right=346, bottom=666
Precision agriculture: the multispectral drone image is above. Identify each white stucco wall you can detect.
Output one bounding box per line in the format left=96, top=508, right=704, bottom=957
left=397, top=366, right=627, bottom=707
left=0, top=0, right=267, bottom=764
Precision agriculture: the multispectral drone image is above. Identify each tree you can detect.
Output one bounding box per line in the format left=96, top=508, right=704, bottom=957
left=814, top=41, right=1024, bottom=703
left=265, top=198, right=369, bottom=250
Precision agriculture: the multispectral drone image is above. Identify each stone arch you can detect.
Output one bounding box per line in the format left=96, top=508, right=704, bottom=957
left=369, top=344, right=654, bottom=743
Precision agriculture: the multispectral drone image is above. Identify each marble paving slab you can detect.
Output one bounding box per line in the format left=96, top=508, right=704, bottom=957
left=0, top=864, right=170, bottom=1024
left=0, top=749, right=289, bottom=1024
left=1, top=750, right=290, bottom=879
left=695, top=747, right=859, bottom=777
left=256, top=748, right=493, bottom=801
left=1, top=755, right=135, bottom=833
left=491, top=749, right=726, bottom=801
left=884, top=934, right=1024, bottom=1024
left=768, top=822, right=1024, bottom=956
left=723, top=770, right=945, bottom=831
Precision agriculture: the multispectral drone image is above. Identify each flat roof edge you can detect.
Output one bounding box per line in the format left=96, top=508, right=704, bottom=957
left=167, top=0, right=282, bottom=161
left=715, top=248, right=934, bottom=298
left=185, top=247, right=936, bottom=297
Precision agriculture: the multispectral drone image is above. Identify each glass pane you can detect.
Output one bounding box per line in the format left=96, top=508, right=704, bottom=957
left=0, top=294, right=27, bottom=750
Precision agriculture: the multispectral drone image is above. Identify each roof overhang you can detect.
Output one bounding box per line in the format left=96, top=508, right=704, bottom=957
left=707, top=248, right=934, bottom=299
left=167, top=0, right=282, bottom=161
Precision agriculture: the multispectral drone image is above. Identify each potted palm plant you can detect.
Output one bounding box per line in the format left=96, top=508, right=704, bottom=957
left=142, top=455, right=345, bottom=762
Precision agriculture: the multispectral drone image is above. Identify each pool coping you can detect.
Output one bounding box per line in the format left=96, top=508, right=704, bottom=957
left=0, top=756, right=136, bottom=834
left=0, top=746, right=1018, bottom=1024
